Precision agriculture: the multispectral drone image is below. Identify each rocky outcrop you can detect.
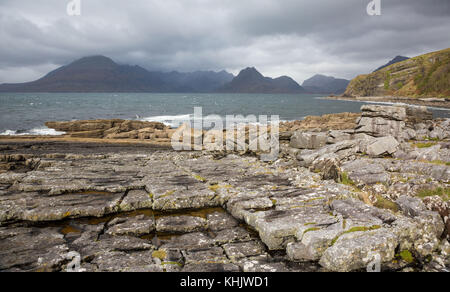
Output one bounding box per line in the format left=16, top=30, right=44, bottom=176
left=45, top=119, right=170, bottom=140
left=355, top=105, right=434, bottom=141
left=285, top=104, right=449, bottom=245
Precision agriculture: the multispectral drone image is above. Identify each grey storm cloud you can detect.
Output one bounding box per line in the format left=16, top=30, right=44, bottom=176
left=0, top=0, right=449, bottom=84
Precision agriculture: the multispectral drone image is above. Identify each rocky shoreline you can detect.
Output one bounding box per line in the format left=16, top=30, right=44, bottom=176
left=326, top=95, right=450, bottom=109
left=0, top=104, right=449, bottom=272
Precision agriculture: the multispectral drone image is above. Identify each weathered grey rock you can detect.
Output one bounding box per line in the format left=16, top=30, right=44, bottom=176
left=341, top=159, right=390, bottom=186
left=0, top=227, right=68, bottom=272
left=310, top=153, right=341, bottom=181
left=252, top=208, right=338, bottom=250
left=355, top=105, right=411, bottom=139
left=290, top=132, right=327, bottom=149
left=330, top=199, right=396, bottom=225
left=182, top=263, right=240, bottom=272
left=405, top=106, right=433, bottom=125
left=296, top=140, right=359, bottom=168
left=327, top=130, right=353, bottom=144
left=319, top=228, right=398, bottom=272
left=223, top=241, right=266, bottom=261
left=161, top=232, right=214, bottom=250
left=207, top=211, right=239, bottom=231
left=183, top=247, right=227, bottom=264
left=361, top=105, right=407, bottom=121
left=213, top=227, right=254, bottom=245
left=416, top=145, right=441, bottom=162
left=106, top=214, right=154, bottom=237
left=287, top=222, right=343, bottom=262
left=74, top=235, right=154, bottom=261
left=0, top=191, right=125, bottom=223
left=90, top=250, right=162, bottom=272
left=241, top=259, right=290, bottom=272
left=422, top=195, right=449, bottom=240
left=356, top=116, right=405, bottom=138
left=119, top=190, right=153, bottom=212
left=396, top=196, right=427, bottom=217
left=366, top=136, right=399, bottom=157
left=1, top=140, right=448, bottom=272
left=156, top=216, right=207, bottom=233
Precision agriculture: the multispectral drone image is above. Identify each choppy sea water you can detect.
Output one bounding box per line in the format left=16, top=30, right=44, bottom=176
left=0, top=93, right=448, bottom=135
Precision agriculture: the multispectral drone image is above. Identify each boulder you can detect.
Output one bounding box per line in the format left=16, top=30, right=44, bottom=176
left=355, top=105, right=433, bottom=141
left=405, top=106, right=433, bottom=125
left=422, top=196, right=449, bottom=240
left=396, top=196, right=427, bottom=218
left=416, top=145, right=441, bottom=162
left=319, top=228, right=398, bottom=272
left=341, top=159, right=390, bottom=186
left=366, top=136, right=399, bottom=157
left=356, top=116, right=405, bottom=138
left=327, top=130, right=353, bottom=144
left=360, top=105, right=407, bottom=121
left=310, top=153, right=341, bottom=181
left=290, top=132, right=328, bottom=150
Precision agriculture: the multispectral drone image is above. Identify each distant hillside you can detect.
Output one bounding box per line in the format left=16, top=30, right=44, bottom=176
left=0, top=56, right=234, bottom=93
left=344, top=48, right=450, bottom=98
left=374, top=56, right=410, bottom=72
left=218, top=67, right=306, bottom=94
left=302, top=74, right=350, bottom=94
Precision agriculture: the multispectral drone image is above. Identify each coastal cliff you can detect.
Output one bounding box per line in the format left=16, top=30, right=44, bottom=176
left=344, top=48, right=450, bottom=98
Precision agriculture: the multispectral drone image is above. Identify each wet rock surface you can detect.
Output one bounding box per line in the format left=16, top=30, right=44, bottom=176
left=0, top=104, right=449, bottom=272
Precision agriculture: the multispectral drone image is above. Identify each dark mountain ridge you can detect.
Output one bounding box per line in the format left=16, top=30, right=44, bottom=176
left=374, top=56, right=410, bottom=72
left=302, top=74, right=350, bottom=94
left=0, top=56, right=234, bottom=93
left=217, top=67, right=306, bottom=94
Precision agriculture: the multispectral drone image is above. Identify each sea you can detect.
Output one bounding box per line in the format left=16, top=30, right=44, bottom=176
left=0, top=92, right=449, bottom=135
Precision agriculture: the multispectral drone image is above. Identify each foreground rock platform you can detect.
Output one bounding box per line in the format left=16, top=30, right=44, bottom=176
left=0, top=142, right=448, bottom=272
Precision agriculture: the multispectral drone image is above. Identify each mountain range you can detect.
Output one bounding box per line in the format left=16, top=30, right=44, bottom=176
left=0, top=56, right=234, bottom=93
left=301, top=74, right=350, bottom=94
left=0, top=56, right=346, bottom=94
left=217, top=67, right=306, bottom=94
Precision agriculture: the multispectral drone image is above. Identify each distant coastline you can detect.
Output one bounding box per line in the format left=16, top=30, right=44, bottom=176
left=325, top=95, right=450, bottom=110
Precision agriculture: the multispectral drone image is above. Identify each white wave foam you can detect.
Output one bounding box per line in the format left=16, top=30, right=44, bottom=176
left=141, top=114, right=287, bottom=129
left=0, top=127, right=65, bottom=136
left=141, top=114, right=192, bottom=128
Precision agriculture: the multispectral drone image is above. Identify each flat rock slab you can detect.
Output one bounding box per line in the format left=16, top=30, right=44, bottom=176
left=156, top=215, right=207, bottom=233
left=106, top=214, right=155, bottom=237
left=183, top=247, right=228, bottom=264
left=119, top=190, right=153, bottom=211
left=0, top=191, right=125, bottom=224
left=0, top=226, right=68, bottom=272
left=207, top=211, right=239, bottom=231
left=223, top=241, right=267, bottom=261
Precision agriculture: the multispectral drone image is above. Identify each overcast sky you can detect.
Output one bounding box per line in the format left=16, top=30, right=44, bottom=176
left=0, top=0, right=449, bottom=84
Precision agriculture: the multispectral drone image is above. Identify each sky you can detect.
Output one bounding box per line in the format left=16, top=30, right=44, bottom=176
left=0, top=0, right=449, bottom=84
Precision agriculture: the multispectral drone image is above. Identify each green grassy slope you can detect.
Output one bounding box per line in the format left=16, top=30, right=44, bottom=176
left=344, top=48, right=450, bottom=98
